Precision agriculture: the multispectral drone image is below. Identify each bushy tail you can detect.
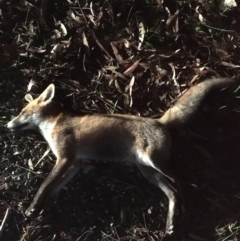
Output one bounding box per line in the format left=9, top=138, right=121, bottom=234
left=159, top=78, right=238, bottom=128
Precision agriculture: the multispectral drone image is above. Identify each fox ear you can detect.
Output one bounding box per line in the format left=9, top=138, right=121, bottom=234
left=25, top=94, right=34, bottom=103
left=38, top=84, right=55, bottom=104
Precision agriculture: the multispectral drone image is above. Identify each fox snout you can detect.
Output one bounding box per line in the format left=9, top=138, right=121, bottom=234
left=7, top=116, right=30, bottom=131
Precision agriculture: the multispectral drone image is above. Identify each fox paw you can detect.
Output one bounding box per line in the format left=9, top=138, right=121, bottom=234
left=25, top=208, right=35, bottom=217
left=165, top=225, right=174, bottom=236
left=25, top=205, right=40, bottom=217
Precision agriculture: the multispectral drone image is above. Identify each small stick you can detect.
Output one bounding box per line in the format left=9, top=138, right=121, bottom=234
left=169, top=62, right=181, bottom=94
left=0, top=208, right=10, bottom=237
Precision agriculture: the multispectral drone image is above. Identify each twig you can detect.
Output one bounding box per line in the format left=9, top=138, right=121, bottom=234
left=14, top=164, right=41, bottom=175
left=0, top=208, right=10, bottom=237
left=77, top=2, right=114, bottom=60
left=201, top=23, right=235, bottom=33
left=168, top=62, right=181, bottom=94
left=34, top=148, right=50, bottom=168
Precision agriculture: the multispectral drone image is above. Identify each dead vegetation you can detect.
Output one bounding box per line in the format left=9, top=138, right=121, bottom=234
left=0, top=0, right=240, bottom=240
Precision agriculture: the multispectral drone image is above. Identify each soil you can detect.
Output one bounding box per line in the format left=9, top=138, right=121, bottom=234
left=0, top=1, right=240, bottom=240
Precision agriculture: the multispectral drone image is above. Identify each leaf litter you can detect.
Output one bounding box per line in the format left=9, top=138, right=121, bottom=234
left=0, top=0, right=240, bottom=240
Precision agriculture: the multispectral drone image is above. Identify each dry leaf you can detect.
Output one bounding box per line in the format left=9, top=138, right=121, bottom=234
left=220, top=62, right=240, bottom=68
left=51, top=43, right=63, bottom=60
left=59, top=22, right=67, bottom=36
left=27, top=72, right=39, bottom=92
left=166, top=10, right=179, bottom=27
left=124, top=39, right=130, bottom=48
left=129, top=76, right=135, bottom=97
left=90, top=2, right=95, bottom=16
left=114, top=79, right=123, bottom=93
left=138, top=22, right=145, bottom=50
left=82, top=32, right=89, bottom=48
left=123, top=93, right=131, bottom=108
left=110, top=42, right=123, bottom=64
left=123, top=59, right=141, bottom=76
left=28, top=159, right=34, bottom=170
left=27, top=46, right=46, bottom=53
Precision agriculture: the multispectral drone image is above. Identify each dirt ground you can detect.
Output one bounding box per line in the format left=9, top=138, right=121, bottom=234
left=1, top=0, right=240, bottom=240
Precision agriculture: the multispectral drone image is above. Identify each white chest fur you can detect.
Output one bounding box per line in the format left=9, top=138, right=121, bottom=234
left=39, top=121, right=58, bottom=157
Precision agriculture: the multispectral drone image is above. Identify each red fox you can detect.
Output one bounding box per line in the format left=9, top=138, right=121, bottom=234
left=7, top=78, right=237, bottom=235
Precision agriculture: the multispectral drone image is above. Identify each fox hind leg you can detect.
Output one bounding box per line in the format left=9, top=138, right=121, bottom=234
left=152, top=163, right=185, bottom=213
left=137, top=164, right=179, bottom=235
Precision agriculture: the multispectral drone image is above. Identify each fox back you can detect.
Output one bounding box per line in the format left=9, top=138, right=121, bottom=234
left=7, top=84, right=172, bottom=163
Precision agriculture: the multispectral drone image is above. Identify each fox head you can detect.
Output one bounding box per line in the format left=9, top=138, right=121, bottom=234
left=7, top=84, right=56, bottom=131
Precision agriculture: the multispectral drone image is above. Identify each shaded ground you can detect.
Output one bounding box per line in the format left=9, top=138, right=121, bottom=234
left=0, top=0, right=240, bottom=240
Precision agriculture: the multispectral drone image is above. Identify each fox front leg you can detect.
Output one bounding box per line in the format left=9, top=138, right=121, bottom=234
left=49, top=160, right=82, bottom=202
left=25, top=157, right=73, bottom=217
